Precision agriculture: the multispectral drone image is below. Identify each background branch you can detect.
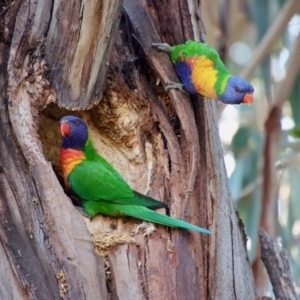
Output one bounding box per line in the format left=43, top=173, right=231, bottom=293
left=252, top=18, right=300, bottom=294
left=259, top=228, right=299, bottom=300
left=240, top=0, right=300, bottom=81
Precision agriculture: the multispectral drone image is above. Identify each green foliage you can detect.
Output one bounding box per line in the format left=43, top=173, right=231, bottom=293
left=289, top=126, right=300, bottom=139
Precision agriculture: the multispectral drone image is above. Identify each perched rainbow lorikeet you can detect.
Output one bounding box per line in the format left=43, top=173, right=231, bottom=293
left=59, top=116, right=211, bottom=234
left=152, top=40, right=254, bottom=104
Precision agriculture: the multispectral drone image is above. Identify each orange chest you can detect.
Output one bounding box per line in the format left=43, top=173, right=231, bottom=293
left=60, top=148, right=85, bottom=181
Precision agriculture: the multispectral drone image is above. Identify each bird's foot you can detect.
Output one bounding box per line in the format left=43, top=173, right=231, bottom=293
left=152, top=42, right=173, bottom=53
left=165, top=81, right=188, bottom=94
left=75, top=206, right=92, bottom=221
left=143, top=223, right=157, bottom=237
left=134, top=221, right=156, bottom=237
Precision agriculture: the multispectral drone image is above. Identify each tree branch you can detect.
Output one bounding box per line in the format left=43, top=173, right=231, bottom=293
left=252, top=105, right=281, bottom=293
left=253, top=18, right=300, bottom=294
left=259, top=228, right=299, bottom=300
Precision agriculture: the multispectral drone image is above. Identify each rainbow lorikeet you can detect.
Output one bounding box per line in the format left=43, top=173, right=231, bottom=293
left=59, top=116, right=211, bottom=234
left=152, top=40, right=254, bottom=104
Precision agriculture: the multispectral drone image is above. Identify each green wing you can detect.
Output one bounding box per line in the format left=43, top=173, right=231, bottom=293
left=171, top=40, right=229, bottom=73
left=68, top=159, right=134, bottom=202
left=185, top=40, right=219, bottom=60
left=171, top=40, right=217, bottom=61
left=68, top=159, right=168, bottom=209
left=84, top=138, right=126, bottom=184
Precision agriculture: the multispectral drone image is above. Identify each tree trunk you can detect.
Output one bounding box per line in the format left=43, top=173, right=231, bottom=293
left=0, top=0, right=256, bottom=299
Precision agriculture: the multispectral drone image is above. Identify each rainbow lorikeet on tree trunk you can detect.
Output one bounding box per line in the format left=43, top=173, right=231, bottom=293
left=152, top=40, right=254, bottom=104
left=59, top=116, right=211, bottom=234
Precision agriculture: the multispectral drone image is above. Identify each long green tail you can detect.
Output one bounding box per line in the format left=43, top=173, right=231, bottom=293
left=125, top=206, right=211, bottom=234
left=85, top=201, right=211, bottom=234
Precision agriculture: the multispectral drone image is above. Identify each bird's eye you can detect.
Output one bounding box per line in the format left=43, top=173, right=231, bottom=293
left=234, top=87, right=240, bottom=92
left=75, top=120, right=80, bottom=126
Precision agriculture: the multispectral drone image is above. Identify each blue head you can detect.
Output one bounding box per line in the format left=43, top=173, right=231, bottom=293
left=219, top=76, right=254, bottom=104
left=60, top=116, right=88, bottom=150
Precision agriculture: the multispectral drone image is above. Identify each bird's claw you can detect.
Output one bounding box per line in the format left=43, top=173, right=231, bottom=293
left=165, top=81, right=187, bottom=94
left=143, top=223, right=156, bottom=237
left=134, top=221, right=156, bottom=237
left=152, top=42, right=173, bottom=53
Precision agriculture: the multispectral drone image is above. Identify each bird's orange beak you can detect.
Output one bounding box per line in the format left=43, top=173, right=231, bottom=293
left=242, top=93, right=253, bottom=104
left=60, top=121, right=70, bottom=136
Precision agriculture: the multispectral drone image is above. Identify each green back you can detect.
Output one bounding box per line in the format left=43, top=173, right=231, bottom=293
left=68, top=138, right=134, bottom=202
left=84, top=139, right=125, bottom=182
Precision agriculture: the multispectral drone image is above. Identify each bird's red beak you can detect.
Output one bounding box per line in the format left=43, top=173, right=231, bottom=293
left=242, top=93, right=253, bottom=104
left=60, top=121, right=70, bottom=136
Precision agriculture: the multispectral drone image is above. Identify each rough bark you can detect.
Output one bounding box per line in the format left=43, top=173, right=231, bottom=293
left=259, top=229, right=299, bottom=300
left=0, top=0, right=256, bottom=299
left=0, top=0, right=120, bottom=298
